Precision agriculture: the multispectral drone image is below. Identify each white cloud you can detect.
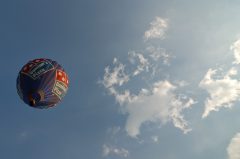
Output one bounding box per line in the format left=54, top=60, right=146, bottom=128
left=108, top=87, right=132, bottom=105
left=101, top=58, right=129, bottom=89
left=200, top=39, right=240, bottom=118
left=227, top=133, right=240, bottom=159
left=199, top=67, right=240, bottom=118
left=102, top=144, right=129, bottom=158
left=231, top=39, right=240, bottom=64
left=123, top=81, right=194, bottom=138
left=128, top=51, right=150, bottom=76
left=128, top=49, right=171, bottom=78
left=101, top=65, right=195, bottom=137
left=146, top=45, right=172, bottom=65
left=144, top=17, right=168, bottom=41
left=100, top=16, right=195, bottom=138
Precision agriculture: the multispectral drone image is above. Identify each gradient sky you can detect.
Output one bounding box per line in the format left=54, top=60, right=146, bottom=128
left=2, top=0, right=240, bottom=159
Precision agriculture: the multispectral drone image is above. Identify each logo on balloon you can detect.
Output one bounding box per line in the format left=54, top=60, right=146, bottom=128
left=21, top=59, right=54, bottom=80
left=52, top=70, right=69, bottom=99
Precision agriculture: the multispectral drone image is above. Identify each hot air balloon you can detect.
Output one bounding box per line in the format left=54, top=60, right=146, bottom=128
left=16, top=58, right=69, bottom=109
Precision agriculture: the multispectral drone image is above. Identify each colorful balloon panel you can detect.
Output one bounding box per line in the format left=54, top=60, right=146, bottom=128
left=16, top=58, right=69, bottom=109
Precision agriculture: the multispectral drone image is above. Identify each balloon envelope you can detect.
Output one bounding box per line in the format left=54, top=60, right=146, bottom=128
left=17, top=58, right=69, bottom=108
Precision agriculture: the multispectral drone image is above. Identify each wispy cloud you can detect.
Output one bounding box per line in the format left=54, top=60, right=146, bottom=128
left=200, top=39, right=240, bottom=118
left=100, top=16, right=195, bottom=138
left=227, top=133, right=240, bottom=159
left=231, top=39, right=240, bottom=64
left=128, top=51, right=150, bottom=76
left=199, top=68, right=240, bottom=118
left=144, top=17, right=168, bottom=41
left=102, top=144, right=129, bottom=158
left=101, top=64, right=195, bottom=137
left=124, top=81, right=194, bottom=137
left=102, top=58, right=129, bottom=89
left=146, top=45, right=172, bottom=65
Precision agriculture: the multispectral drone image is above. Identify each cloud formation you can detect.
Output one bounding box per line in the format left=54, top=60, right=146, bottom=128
left=227, top=133, right=240, bottom=159
left=128, top=51, right=150, bottom=76
left=124, top=81, right=194, bottom=137
left=144, top=17, right=168, bottom=40
left=102, top=144, right=129, bottom=158
left=101, top=59, right=195, bottom=137
left=200, top=39, right=240, bottom=118
left=199, top=68, right=240, bottom=118
left=100, top=16, right=195, bottom=138
left=102, top=58, right=129, bottom=89
left=231, top=39, right=240, bottom=64
left=146, top=45, right=172, bottom=65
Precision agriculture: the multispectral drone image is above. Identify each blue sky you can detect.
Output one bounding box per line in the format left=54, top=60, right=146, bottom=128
left=2, top=0, right=240, bottom=159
